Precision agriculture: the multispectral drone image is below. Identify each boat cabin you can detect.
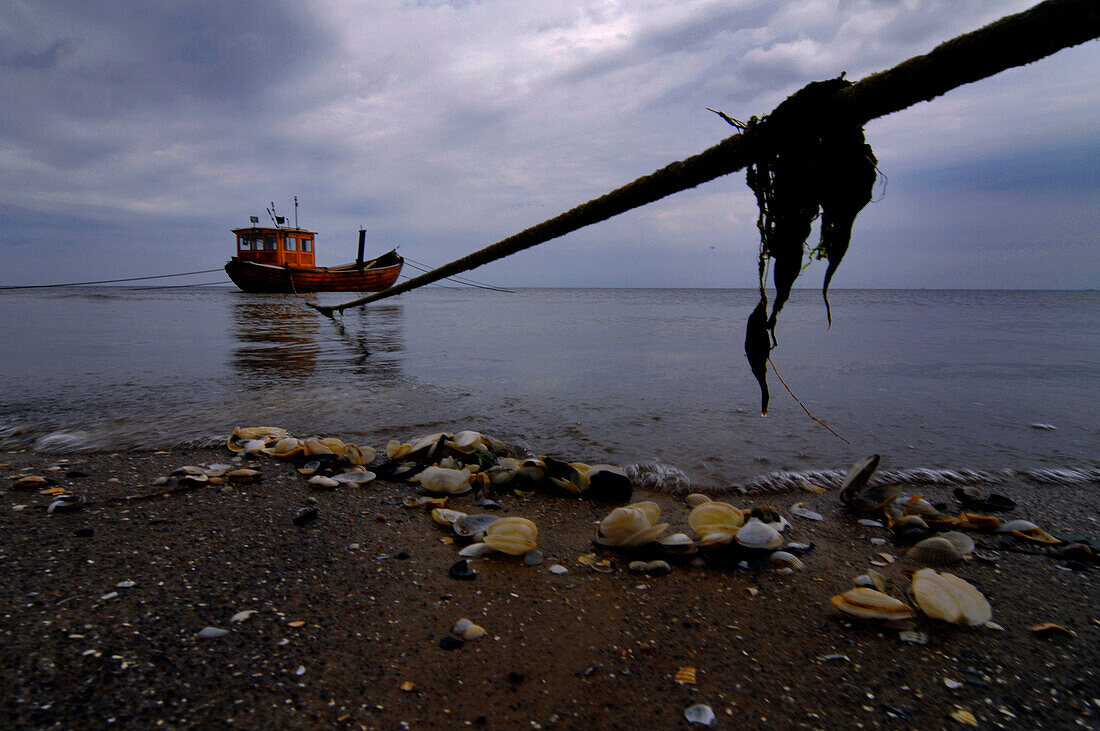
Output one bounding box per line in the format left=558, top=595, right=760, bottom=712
left=231, top=225, right=317, bottom=269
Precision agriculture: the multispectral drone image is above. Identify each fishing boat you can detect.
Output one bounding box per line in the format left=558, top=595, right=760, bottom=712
left=225, top=211, right=402, bottom=294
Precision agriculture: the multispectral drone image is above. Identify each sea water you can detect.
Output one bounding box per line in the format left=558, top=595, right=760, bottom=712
left=0, top=286, right=1096, bottom=491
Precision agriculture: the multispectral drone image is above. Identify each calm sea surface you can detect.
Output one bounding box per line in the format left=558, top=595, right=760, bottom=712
left=1, top=287, right=1096, bottom=491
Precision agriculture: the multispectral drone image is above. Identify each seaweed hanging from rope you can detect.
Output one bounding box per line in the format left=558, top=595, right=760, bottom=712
left=714, top=76, right=877, bottom=415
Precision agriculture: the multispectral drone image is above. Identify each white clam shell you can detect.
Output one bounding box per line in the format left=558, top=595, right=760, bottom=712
left=596, top=502, right=669, bottom=548
left=910, top=568, right=991, bottom=626
left=734, top=518, right=783, bottom=550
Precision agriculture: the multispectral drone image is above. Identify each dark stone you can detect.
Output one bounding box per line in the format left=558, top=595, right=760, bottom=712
left=292, top=507, right=319, bottom=527
left=395, top=551, right=411, bottom=560
left=74, top=527, right=94, bottom=538
left=448, top=560, right=476, bottom=581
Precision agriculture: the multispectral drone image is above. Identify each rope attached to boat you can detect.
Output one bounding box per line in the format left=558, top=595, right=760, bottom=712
left=308, top=0, right=1097, bottom=320
left=0, top=268, right=226, bottom=290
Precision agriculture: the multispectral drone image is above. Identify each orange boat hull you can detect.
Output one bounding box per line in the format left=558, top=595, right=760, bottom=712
left=225, top=257, right=402, bottom=293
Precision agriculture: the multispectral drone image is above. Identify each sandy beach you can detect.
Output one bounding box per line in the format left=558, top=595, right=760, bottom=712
left=2, top=444, right=1097, bottom=729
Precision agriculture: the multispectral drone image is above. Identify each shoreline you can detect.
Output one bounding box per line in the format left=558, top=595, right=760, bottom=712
left=2, top=446, right=1097, bottom=728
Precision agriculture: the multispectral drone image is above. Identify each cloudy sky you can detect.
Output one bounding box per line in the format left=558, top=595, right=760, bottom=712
left=1, top=0, right=1097, bottom=289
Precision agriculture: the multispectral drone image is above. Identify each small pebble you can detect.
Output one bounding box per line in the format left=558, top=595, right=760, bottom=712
left=448, top=560, right=477, bottom=581
left=548, top=564, right=568, bottom=575
left=116, top=580, right=136, bottom=589
left=523, top=550, right=544, bottom=566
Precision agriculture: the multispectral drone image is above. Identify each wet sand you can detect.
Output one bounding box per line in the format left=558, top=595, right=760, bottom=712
left=1, top=447, right=1097, bottom=729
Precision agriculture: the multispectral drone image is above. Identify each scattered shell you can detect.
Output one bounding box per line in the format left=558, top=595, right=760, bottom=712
left=332, top=470, right=376, bottom=487
left=907, top=537, right=963, bottom=565
left=47, top=494, right=85, bottom=514
left=674, top=666, right=697, bottom=685
left=483, top=517, right=538, bottom=555
left=548, top=564, right=569, bottom=575
left=230, top=610, right=258, bottom=623
left=343, top=443, right=376, bottom=465
left=628, top=560, right=649, bottom=573
left=996, top=519, right=1039, bottom=534
left=688, top=501, right=744, bottom=546
left=597, top=501, right=669, bottom=548
left=431, top=508, right=467, bottom=526
left=829, top=587, right=917, bottom=621
left=12, top=475, right=48, bottom=490
left=684, top=704, right=716, bottom=727
left=950, top=709, right=978, bottom=727
left=412, top=466, right=475, bottom=495
left=858, top=519, right=885, bottom=528
left=769, top=551, right=804, bottom=570
left=453, top=514, right=499, bottom=538
left=910, top=568, right=992, bottom=626
left=116, top=580, right=136, bottom=588
left=735, top=518, right=783, bottom=551
left=944, top=678, right=964, bottom=689
left=645, top=560, right=671, bottom=575
left=296, top=460, right=321, bottom=476
left=938, top=531, right=975, bottom=555
left=790, top=502, right=824, bottom=521
left=307, top=475, right=339, bottom=490
left=452, top=618, right=487, bottom=641
left=685, top=493, right=713, bottom=508
left=1029, top=623, right=1076, bottom=638
left=270, top=438, right=304, bottom=458
left=226, top=468, right=262, bottom=484
left=900, top=630, right=929, bottom=645
left=195, top=627, right=229, bottom=639
left=1012, top=526, right=1061, bottom=544
left=457, top=542, right=495, bottom=557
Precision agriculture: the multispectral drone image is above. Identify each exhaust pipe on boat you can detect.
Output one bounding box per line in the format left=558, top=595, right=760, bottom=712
left=356, top=228, right=366, bottom=269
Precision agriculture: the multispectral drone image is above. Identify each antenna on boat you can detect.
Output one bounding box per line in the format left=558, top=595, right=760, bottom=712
left=294, top=196, right=299, bottom=230
left=266, top=203, right=281, bottom=229
left=270, top=201, right=285, bottom=227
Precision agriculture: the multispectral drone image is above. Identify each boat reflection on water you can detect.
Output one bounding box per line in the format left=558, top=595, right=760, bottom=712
left=229, top=293, right=405, bottom=386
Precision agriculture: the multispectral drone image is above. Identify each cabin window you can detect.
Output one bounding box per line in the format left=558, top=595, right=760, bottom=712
left=301, top=238, right=312, bottom=252
left=284, top=237, right=297, bottom=251
left=252, top=235, right=263, bottom=249
left=238, top=235, right=250, bottom=250
left=265, top=235, right=276, bottom=250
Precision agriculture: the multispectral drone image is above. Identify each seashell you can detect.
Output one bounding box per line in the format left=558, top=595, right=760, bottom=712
left=688, top=501, right=744, bottom=546
left=890, top=514, right=930, bottom=541
left=47, top=494, right=85, bottom=514
left=596, top=501, right=669, bottom=548
left=829, top=587, right=916, bottom=621
left=954, top=511, right=1000, bottom=530
left=790, top=502, right=824, bottom=521
left=343, top=444, right=376, bottom=466
left=227, top=426, right=286, bottom=452
left=226, top=468, right=262, bottom=484
left=769, top=551, right=804, bottom=570
left=937, top=531, right=975, bottom=555
left=172, top=465, right=207, bottom=476
left=452, top=618, right=487, bottom=640
left=674, top=666, right=697, bottom=685
left=1012, top=526, right=1061, bottom=544
left=203, top=463, right=234, bottom=477
left=645, top=560, right=671, bottom=575
left=270, top=438, right=303, bottom=459
left=453, top=514, right=499, bottom=537
left=430, top=508, right=466, bottom=526
left=486, top=458, right=520, bottom=486
left=240, top=439, right=270, bottom=455
left=897, top=494, right=941, bottom=517
left=332, top=470, right=375, bottom=487
left=296, top=460, right=321, bottom=476
left=577, top=464, right=633, bottom=502
left=906, top=537, right=963, bottom=565
left=307, top=475, right=339, bottom=490
left=385, top=440, right=410, bottom=460
left=684, top=704, right=716, bottom=727
left=1029, top=622, right=1076, bottom=638
left=483, top=517, right=538, bottom=555
left=838, top=454, right=880, bottom=505
left=412, top=466, right=475, bottom=495
left=910, top=568, right=991, bottom=626
left=12, top=475, right=49, bottom=490
left=302, top=437, right=335, bottom=456
left=734, top=518, right=783, bottom=551
left=516, top=458, right=546, bottom=481
left=451, top=431, right=485, bottom=453
left=995, top=519, right=1038, bottom=533
left=542, top=456, right=583, bottom=494
left=685, top=493, right=713, bottom=508
left=407, top=432, right=449, bottom=460
left=657, top=532, right=697, bottom=555
left=628, top=560, right=649, bottom=572
left=457, top=542, right=495, bottom=557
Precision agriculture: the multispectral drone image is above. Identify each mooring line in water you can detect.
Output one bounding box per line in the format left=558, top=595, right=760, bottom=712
left=0, top=268, right=226, bottom=290
left=768, top=357, right=851, bottom=444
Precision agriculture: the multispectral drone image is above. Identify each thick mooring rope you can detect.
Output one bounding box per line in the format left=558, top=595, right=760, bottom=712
left=311, top=0, right=1097, bottom=320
